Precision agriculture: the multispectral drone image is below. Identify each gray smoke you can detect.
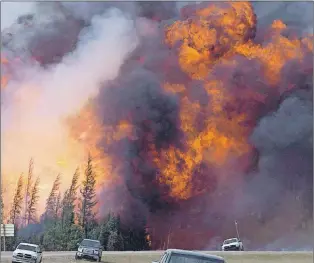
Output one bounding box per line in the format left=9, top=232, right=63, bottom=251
left=252, top=1, right=313, bottom=35
left=2, top=1, right=313, bottom=251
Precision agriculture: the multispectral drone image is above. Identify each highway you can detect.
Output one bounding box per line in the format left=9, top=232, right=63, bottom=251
left=1, top=251, right=313, bottom=263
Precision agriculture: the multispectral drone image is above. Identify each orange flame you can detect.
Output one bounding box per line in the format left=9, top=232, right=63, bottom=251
left=165, top=2, right=256, bottom=80
left=1, top=1, right=312, bottom=227
left=1, top=55, right=9, bottom=89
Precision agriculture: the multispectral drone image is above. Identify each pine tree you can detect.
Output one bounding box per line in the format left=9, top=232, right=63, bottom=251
left=79, top=154, right=97, bottom=238
left=26, top=177, right=40, bottom=224
left=55, top=192, right=62, bottom=220
left=62, top=168, right=79, bottom=227
left=24, top=158, right=34, bottom=226
left=99, top=213, right=112, bottom=249
left=107, top=214, right=121, bottom=233
left=44, top=174, right=61, bottom=221
left=10, top=174, right=24, bottom=225
left=107, top=231, right=124, bottom=251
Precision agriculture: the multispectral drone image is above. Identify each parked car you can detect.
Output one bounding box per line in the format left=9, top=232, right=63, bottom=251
left=75, top=239, right=103, bottom=262
left=12, top=242, right=43, bottom=263
left=152, top=249, right=225, bottom=263
left=221, top=238, right=244, bottom=251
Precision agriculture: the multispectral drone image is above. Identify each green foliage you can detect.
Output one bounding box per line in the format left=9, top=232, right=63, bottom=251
left=42, top=221, right=83, bottom=251
left=99, top=216, right=111, bottom=248
left=62, top=168, right=79, bottom=227
left=107, top=231, right=124, bottom=251
left=99, top=213, right=121, bottom=249
left=123, top=227, right=151, bottom=251
left=5, top=157, right=151, bottom=252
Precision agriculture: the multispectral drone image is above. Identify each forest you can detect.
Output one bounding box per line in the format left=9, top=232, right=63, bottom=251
left=0, top=157, right=150, bottom=251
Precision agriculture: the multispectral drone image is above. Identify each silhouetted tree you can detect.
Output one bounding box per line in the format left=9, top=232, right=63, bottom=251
left=10, top=174, right=24, bottom=225
left=55, top=192, right=62, bottom=220
left=79, top=154, right=97, bottom=238
left=26, top=177, right=40, bottom=224
left=24, top=158, right=34, bottom=226
left=62, top=168, right=79, bottom=227
left=44, top=174, right=61, bottom=222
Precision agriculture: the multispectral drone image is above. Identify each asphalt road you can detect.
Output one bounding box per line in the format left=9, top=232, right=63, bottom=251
left=1, top=251, right=313, bottom=263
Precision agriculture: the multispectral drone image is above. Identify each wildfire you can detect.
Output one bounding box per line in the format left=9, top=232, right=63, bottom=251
left=165, top=2, right=256, bottom=80
left=1, top=1, right=312, bottom=249
left=148, top=2, right=312, bottom=202
left=66, top=103, right=139, bottom=192
left=66, top=102, right=112, bottom=189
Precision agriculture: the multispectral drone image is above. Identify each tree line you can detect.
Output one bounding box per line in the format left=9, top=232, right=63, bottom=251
left=0, top=156, right=150, bottom=251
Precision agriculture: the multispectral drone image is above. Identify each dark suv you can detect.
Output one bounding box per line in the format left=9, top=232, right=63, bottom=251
left=75, top=239, right=103, bottom=261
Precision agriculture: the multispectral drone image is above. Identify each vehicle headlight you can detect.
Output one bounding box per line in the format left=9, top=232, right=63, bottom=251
left=78, top=247, right=83, bottom=252
left=93, top=250, right=98, bottom=254
left=32, top=255, right=37, bottom=259
left=13, top=252, right=17, bottom=257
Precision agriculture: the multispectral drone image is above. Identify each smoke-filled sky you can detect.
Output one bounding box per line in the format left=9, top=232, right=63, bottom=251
left=1, top=1, right=313, bottom=250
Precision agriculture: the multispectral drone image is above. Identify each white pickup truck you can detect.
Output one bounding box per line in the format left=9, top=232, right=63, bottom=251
left=221, top=238, right=244, bottom=251
left=152, top=249, right=225, bottom=263
left=12, top=242, right=43, bottom=263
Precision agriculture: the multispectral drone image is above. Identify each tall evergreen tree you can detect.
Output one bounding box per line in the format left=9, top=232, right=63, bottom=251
left=10, top=174, right=24, bottom=225
left=44, top=174, right=61, bottom=221
left=26, top=177, right=40, bottom=224
left=99, top=214, right=110, bottom=248
left=107, top=231, right=124, bottom=251
left=79, top=154, right=97, bottom=238
left=55, top=192, right=62, bottom=220
left=62, top=168, right=79, bottom=227
left=24, top=158, right=34, bottom=226
left=60, top=169, right=81, bottom=249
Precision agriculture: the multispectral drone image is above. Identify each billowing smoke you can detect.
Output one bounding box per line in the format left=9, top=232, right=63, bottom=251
left=1, top=2, right=139, bottom=214
left=1, top=2, right=36, bottom=30
left=1, top=1, right=313, bottom=250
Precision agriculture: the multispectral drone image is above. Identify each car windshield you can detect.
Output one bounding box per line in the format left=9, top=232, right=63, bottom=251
left=223, top=238, right=238, bottom=244
left=17, top=244, right=37, bottom=252
left=169, top=253, right=224, bottom=263
left=80, top=240, right=100, bottom=248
